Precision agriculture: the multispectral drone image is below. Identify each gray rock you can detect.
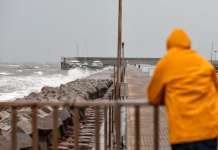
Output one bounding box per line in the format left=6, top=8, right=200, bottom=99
left=41, top=86, right=58, bottom=94
left=0, top=135, right=13, bottom=150
left=16, top=120, right=32, bottom=135
left=67, top=92, right=84, bottom=102
left=40, top=107, right=52, bottom=114
left=47, top=93, right=55, bottom=97
left=60, top=84, right=72, bottom=94
left=26, top=92, right=38, bottom=99
left=58, top=108, right=71, bottom=122
left=37, top=115, right=63, bottom=130
left=0, top=111, right=11, bottom=120
left=9, top=132, right=32, bottom=149
left=46, top=96, right=58, bottom=102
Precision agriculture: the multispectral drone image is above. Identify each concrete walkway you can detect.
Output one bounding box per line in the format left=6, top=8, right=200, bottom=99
left=126, top=65, right=170, bottom=150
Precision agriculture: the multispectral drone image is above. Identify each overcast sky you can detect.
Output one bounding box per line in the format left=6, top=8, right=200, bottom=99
left=0, top=1, right=218, bottom=62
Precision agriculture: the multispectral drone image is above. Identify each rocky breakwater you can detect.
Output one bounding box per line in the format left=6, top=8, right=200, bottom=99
left=0, top=69, right=113, bottom=150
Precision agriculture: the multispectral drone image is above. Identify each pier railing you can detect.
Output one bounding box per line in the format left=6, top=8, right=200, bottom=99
left=0, top=100, right=159, bottom=150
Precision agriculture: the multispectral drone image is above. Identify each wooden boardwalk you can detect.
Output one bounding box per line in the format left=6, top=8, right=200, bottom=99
left=126, top=65, right=170, bottom=150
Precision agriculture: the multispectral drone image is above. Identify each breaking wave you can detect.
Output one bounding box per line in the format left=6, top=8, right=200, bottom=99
left=34, top=71, right=43, bottom=75
left=0, top=72, right=11, bottom=75
left=0, top=63, right=113, bottom=101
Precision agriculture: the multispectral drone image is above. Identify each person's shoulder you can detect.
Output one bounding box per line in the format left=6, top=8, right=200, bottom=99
left=156, top=56, right=167, bottom=68
left=156, top=54, right=167, bottom=70
left=191, top=49, right=214, bottom=67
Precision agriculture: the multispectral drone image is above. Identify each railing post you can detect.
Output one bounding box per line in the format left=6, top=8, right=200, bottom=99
left=53, top=106, right=58, bottom=150
left=11, top=107, right=17, bottom=150
left=116, top=104, right=121, bottom=150
left=104, top=106, right=107, bottom=150
left=114, top=64, right=115, bottom=90
left=74, top=106, right=79, bottom=150
left=95, top=107, right=100, bottom=150
left=32, top=105, right=38, bottom=150
left=135, top=106, right=140, bottom=150
left=109, top=95, right=112, bottom=148
left=112, top=90, right=114, bottom=133
left=154, top=106, right=159, bottom=150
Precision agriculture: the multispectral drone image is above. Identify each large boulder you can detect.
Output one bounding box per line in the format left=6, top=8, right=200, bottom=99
left=0, top=116, right=11, bottom=136
left=0, top=135, right=13, bottom=150
left=16, top=120, right=32, bottom=135
left=37, top=115, right=63, bottom=131
left=26, top=92, right=39, bottom=99
left=0, top=111, right=11, bottom=120
left=41, top=86, right=58, bottom=94
left=60, top=84, right=73, bottom=94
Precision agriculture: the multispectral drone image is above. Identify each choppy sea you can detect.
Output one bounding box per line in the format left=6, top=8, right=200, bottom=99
left=0, top=62, right=102, bottom=101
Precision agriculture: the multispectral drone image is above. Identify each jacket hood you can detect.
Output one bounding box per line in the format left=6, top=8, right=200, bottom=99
left=167, top=29, right=191, bottom=50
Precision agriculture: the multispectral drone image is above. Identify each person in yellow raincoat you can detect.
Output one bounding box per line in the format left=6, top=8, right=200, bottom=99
left=147, top=29, right=218, bottom=150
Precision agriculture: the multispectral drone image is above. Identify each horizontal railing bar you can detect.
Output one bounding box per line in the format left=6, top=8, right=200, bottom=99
left=0, top=100, right=152, bottom=107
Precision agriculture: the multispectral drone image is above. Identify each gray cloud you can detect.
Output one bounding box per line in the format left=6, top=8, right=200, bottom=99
left=0, top=0, right=217, bottom=62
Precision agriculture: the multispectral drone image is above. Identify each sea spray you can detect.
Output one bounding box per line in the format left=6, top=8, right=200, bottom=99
left=67, top=68, right=92, bottom=80
left=0, top=62, right=113, bottom=101
left=0, top=67, right=94, bottom=101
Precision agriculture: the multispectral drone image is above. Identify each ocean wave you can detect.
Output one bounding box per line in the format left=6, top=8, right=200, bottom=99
left=16, top=70, right=23, bottom=72
left=43, top=65, right=50, bottom=67
left=34, top=71, right=43, bottom=75
left=67, top=68, right=92, bottom=79
left=0, top=72, right=11, bottom=75
left=34, top=66, right=40, bottom=69
left=0, top=91, right=29, bottom=102
left=22, top=64, right=35, bottom=69
left=0, top=73, right=74, bottom=101
left=8, top=65, right=20, bottom=67
left=0, top=67, right=109, bottom=101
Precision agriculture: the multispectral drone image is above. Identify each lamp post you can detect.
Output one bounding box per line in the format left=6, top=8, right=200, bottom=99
left=211, top=42, right=213, bottom=64
left=116, top=0, right=122, bottom=100
left=215, top=51, right=217, bottom=66
left=122, top=42, right=124, bottom=67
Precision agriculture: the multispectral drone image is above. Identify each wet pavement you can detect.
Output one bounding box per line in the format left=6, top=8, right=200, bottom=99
left=126, top=65, right=170, bottom=150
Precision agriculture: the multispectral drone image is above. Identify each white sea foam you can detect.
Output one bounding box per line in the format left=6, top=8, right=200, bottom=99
left=16, top=70, right=23, bottom=72
left=0, top=72, right=11, bottom=75
left=0, top=91, right=29, bottom=102
left=67, top=68, right=92, bottom=80
left=0, top=66, right=112, bottom=101
left=8, top=65, right=20, bottom=67
left=43, top=64, right=50, bottom=67
left=0, top=68, right=92, bottom=101
left=34, top=71, right=43, bottom=75
left=0, top=74, right=68, bottom=101
left=34, top=66, right=40, bottom=69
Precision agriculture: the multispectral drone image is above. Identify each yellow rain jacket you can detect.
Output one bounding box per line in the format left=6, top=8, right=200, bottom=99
left=147, top=29, right=218, bottom=145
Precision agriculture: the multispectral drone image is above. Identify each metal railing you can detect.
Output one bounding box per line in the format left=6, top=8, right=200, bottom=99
left=0, top=100, right=159, bottom=150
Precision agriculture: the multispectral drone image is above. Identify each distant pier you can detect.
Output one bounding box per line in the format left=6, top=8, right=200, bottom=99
left=60, top=57, right=160, bottom=70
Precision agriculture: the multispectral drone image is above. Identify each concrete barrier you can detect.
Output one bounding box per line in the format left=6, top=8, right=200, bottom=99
left=135, top=64, right=139, bottom=68
left=135, top=64, right=151, bottom=69
left=139, top=64, right=152, bottom=70
left=142, top=66, right=156, bottom=72
left=148, top=68, right=155, bottom=77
